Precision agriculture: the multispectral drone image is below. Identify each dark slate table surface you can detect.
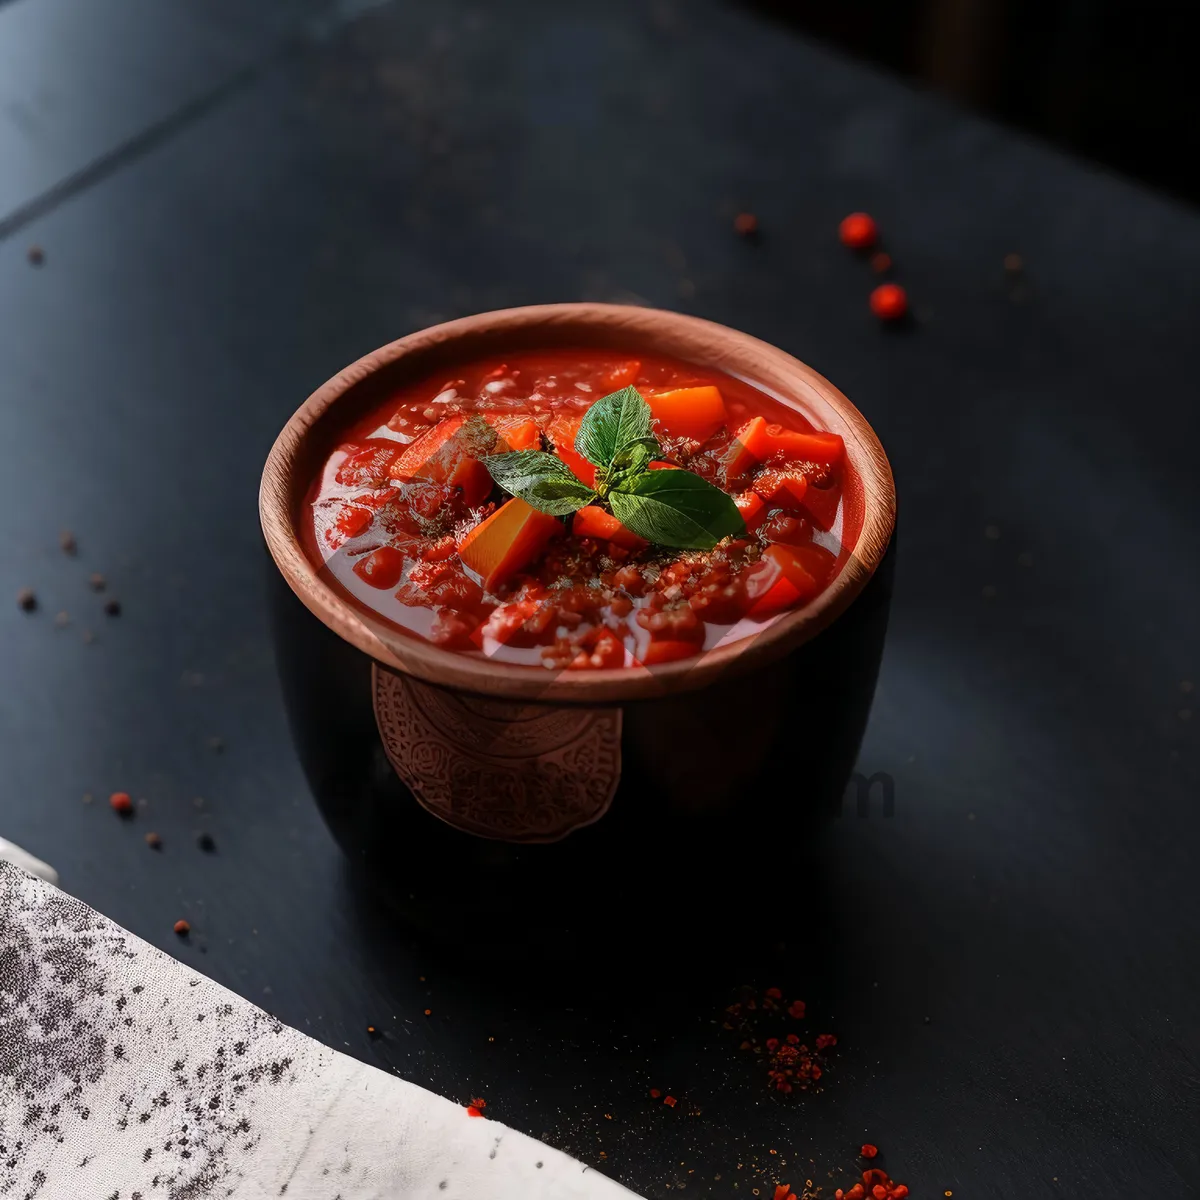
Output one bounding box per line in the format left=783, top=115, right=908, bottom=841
left=2, top=1, right=1198, bottom=1196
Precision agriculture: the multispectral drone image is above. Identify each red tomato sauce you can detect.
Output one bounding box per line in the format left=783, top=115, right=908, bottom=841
left=302, top=349, right=852, bottom=669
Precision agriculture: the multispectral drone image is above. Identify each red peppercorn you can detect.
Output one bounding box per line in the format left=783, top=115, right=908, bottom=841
left=861, top=1144, right=879, bottom=1159
left=785, top=1033, right=800, bottom=1045
left=734, top=212, right=759, bottom=237
left=839, top=212, right=878, bottom=250
left=872, top=1187, right=888, bottom=1200
left=891, top=1187, right=909, bottom=1198
left=663, top=1095, right=677, bottom=1108
left=765, top=987, right=783, bottom=1000
left=816, top=1033, right=838, bottom=1049
left=869, top=284, right=907, bottom=321
left=787, top=1000, right=805, bottom=1018
left=173, top=919, right=190, bottom=936
left=649, top=1088, right=661, bottom=1099
left=870, top=252, right=892, bottom=273
left=109, top=791, right=133, bottom=815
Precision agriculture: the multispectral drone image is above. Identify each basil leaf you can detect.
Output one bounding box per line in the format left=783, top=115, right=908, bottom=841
left=484, top=450, right=596, bottom=515
left=575, top=386, right=654, bottom=467
left=609, top=469, right=746, bottom=550
left=603, top=441, right=655, bottom=492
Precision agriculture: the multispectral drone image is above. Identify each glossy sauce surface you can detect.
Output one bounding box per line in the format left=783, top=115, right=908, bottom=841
left=303, top=349, right=852, bottom=669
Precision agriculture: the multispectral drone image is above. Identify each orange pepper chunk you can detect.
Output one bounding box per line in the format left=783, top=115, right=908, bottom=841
left=646, top=385, right=727, bottom=443
left=391, top=415, right=494, bottom=506
left=572, top=505, right=648, bottom=551
left=546, top=413, right=597, bottom=487
left=458, top=498, right=562, bottom=593
left=485, top=414, right=541, bottom=452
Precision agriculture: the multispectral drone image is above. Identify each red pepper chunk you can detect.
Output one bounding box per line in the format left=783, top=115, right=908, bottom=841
left=545, top=413, right=598, bottom=488
left=733, top=491, right=767, bottom=532
left=353, top=546, right=406, bottom=590
left=601, top=359, right=642, bottom=390
left=458, top=499, right=562, bottom=593
left=336, top=504, right=372, bottom=539
left=572, top=506, right=647, bottom=551
left=485, top=414, right=541, bottom=452
left=390, top=416, right=493, bottom=506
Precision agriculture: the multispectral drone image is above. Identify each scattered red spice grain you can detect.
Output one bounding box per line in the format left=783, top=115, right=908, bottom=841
left=734, top=212, right=760, bottom=237
left=765, top=987, right=783, bottom=1000
left=366, top=1025, right=380, bottom=1038
left=861, top=1144, right=878, bottom=1159
left=27, top=245, right=45, bottom=266
left=144, top=831, right=162, bottom=850
left=649, top=1088, right=662, bottom=1099
left=773, top=1186, right=795, bottom=1200
left=173, top=919, right=191, bottom=936
left=663, top=1096, right=678, bottom=1108
left=787, top=1000, right=806, bottom=1019
left=871, top=1187, right=887, bottom=1200
left=109, top=791, right=133, bottom=815
left=59, top=530, right=78, bottom=556
left=869, top=283, right=908, bottom=321
left=424, top=1008, right=432, bottom=1016
left=16, top=588, right=37, bottom=612
left=470, top=1097, right=486, bottom=1110
left=863, top=1169, right=888, bottom=1188
left=816, top=1033, right=837, bottom=1049
left=870, top=252, right=892, bottom=273
left=839, top=212, right=878, bottom=250
left=466, top=1105, right=484, bottom=1118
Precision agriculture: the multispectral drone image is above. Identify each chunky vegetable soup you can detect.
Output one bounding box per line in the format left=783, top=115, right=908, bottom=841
left=304, top=350, right=852, bottom=668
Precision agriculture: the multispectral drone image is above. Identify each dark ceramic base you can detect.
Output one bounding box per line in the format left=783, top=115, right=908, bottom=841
left=269, top=540, right=894, bottom=954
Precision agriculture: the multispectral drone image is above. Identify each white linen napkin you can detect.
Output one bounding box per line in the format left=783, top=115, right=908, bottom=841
left=0, top=861, right=642, bottom=1199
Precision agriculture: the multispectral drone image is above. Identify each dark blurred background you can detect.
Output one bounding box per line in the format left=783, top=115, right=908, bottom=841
left=754, top=0, right=1199, bottom=201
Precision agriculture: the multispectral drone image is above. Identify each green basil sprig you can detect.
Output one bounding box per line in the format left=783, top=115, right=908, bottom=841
left=482, top=386, right=745, bottom=550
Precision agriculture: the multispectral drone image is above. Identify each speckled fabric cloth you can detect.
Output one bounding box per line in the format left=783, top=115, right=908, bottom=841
left=0, top=862, right=639, bottom=1199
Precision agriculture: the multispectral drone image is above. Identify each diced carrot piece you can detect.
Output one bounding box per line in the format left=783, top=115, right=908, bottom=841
left=391, top=415, right=493, bottom=505
left=485, top=414, right=540, bottom=452
left=352, top=546, right=407, bottom=590
left=722, top=416, right=771, bottom=481
left=390, top=416, right=467, bottom=480
left=572, top=505, right=648, bottom=551
left=546, top=413, right=597, bottom=487
left=799, top=482, right=841, bottom=531
left=600, top=360, right=642, bottom=390
left=646, top=386, right=727, bottom=443
left=733, top=491, right=767, bottom=532
left=760, top=426, right=844, bottom=467
left=641, top=638, right=703, bottom=665
left=458, top=499, right=562, bottom=593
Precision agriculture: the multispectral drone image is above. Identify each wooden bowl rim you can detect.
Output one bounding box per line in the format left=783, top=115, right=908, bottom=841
left=260, top=303, right=896, bottom=703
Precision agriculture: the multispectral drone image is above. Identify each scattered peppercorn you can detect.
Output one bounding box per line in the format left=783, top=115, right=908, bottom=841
left=815, top=1033, right=837, bottom=1049
left=663, top=1096, right=677, bottom=1108
left=144, top=832, right=162, bottom=850
left=27, top=245, right=45, bottom=266
left=861, top=1144, right=878, bottom=1159
left=173, top=919, right=191, bottom=936
left=839, top=212, right=878, bottom=250
left=765, top=987, right=783, bottom=1000
left=367, top=1025, right=380, bottom=1038
left=197, top=833, right=216, bottom=853
left=734, top=212, right=759, bottom=237
left=470, top=1097, right=486, bottom=1110
left=17, top=588, right=37, bottom=612
left=649, top=1088, right=662, bottom=1099
left=88, top=573, right=106, bottom=592
left=870, top=252, right=891, bottom=273
left=103, top=598, right=122, bottom=616
left=59, top=530, right=78, bottom=556
left=869, top=283, right=908, bottom=321
left=424, top=1008, right=431, bottom=1016
left=109, top=791, right=133, bottom=816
